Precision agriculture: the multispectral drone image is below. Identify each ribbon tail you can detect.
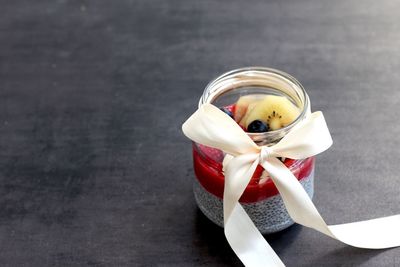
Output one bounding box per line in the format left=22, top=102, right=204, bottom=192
left=262, top=157, right=400, bottom=249
left=225, top=204, right=285, bottom=267
left=223, top=154, right=285, bottom=267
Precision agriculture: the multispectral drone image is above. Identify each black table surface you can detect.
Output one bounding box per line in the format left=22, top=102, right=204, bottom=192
left=1, top=1, right=400, bottom=266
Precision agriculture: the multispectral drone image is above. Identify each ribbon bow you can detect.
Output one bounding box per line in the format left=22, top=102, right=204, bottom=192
left=182, top=104, right=400, bottom=267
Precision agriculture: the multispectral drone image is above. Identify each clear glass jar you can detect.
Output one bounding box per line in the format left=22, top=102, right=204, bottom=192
left=192, top=67, right=315, bottom=234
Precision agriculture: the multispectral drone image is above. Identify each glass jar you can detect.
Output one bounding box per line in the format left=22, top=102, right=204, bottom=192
left=192, top=67, right=314, bottom=234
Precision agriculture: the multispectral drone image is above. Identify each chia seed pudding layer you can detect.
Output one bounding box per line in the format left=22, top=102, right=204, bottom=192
left=193, top=169, right=314, bottom=234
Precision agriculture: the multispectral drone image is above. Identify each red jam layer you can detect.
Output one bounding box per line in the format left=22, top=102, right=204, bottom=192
left=193, top=143, right=315, bottom=203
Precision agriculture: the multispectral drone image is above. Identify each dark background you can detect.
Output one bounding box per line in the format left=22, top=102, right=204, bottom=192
left=1, top=0, right=400, bottom=266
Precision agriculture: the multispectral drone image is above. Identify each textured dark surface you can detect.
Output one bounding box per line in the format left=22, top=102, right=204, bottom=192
left=1, top=0, right=400, bottom=266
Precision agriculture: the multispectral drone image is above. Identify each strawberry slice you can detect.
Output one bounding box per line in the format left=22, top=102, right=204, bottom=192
left=224, top=104, right=235, bottom=114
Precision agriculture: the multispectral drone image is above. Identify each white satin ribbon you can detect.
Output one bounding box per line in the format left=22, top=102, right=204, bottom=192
left=182, top=104, right=400, bottom=267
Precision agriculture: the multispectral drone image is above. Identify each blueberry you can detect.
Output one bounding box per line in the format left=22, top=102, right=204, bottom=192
left=247, top=120, right=269, bottom=133
left=220, top=107, right=234, bottom=118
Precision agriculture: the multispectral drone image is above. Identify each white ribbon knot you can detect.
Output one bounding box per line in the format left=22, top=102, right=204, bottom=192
left=182, top=104, right=400, bottom=267
left=259, top=146, right=274, bottom=162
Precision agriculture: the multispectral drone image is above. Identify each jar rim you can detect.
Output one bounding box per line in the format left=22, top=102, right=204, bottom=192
left=199, top=67, right=310, bottom=144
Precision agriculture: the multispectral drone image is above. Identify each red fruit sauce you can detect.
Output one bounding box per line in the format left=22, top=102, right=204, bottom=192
left=192, top=103, right=315, bottom=203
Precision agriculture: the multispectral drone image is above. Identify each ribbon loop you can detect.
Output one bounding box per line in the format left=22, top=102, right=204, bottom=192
left=182, top=104, right=259, bottom=156
left=270, top=111, right=333, bottom=159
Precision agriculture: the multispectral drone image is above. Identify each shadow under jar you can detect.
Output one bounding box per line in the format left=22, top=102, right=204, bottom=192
left=192, top=67, right=315, bottom=234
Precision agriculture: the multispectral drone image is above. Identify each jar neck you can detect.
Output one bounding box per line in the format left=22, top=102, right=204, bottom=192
left=199, top=67, right=310, bottom=145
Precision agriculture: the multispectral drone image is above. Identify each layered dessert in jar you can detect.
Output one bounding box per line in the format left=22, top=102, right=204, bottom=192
left=192, top=68, right=314, bottom=234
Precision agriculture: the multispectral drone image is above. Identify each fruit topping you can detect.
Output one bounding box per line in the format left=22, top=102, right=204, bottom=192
left=220, top=107, right=234, bottom=119
left=239, top=102, right=258, bottom=127
left=247, top=120, right=269, bottom=133
left=234, top=95, right=264, bottom=123
left=237, top=95, right=300, bottom=131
